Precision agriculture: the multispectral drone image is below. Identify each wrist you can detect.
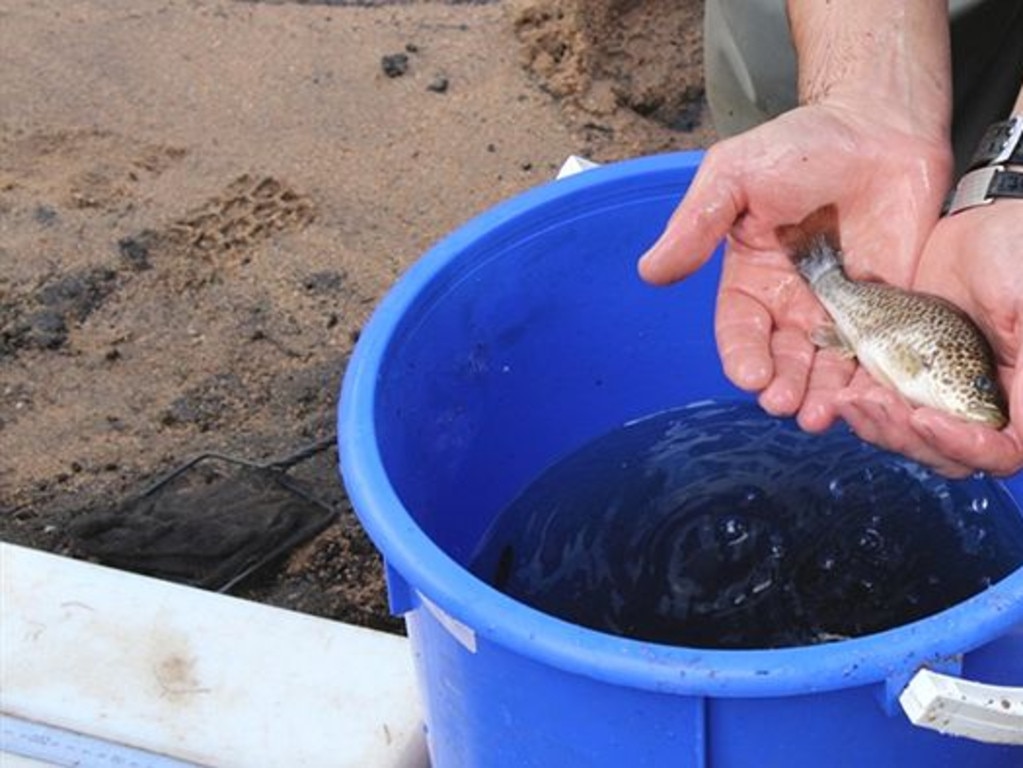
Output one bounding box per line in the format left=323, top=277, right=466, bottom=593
left=788, top=0, right=951, bottom=144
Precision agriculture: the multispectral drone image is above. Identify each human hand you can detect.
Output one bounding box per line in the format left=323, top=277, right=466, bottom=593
left=831, top=200, right=1023, bottom=477
left=638, top=100, right=952, bottom=430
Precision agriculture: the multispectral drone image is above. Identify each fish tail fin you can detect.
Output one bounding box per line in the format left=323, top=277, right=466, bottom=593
left=774, top=204, right=843, bottom=284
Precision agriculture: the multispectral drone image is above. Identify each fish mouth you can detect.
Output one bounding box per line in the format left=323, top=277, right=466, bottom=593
left=962, top=405, right=1009, bottom=430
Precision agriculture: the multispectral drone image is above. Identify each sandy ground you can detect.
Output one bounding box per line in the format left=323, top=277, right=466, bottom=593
left=0, top=0, right=712, bottom=629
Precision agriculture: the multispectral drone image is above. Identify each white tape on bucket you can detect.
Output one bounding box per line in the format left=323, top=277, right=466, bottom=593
left=420, top=594, right=478, bottom=653
left=900, top=668, right=1023, bottom=745
left=555, top=155, right=600, bottom=180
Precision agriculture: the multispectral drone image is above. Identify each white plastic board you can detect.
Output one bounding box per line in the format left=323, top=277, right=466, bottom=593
left=1, top=543, right=428, bottom=767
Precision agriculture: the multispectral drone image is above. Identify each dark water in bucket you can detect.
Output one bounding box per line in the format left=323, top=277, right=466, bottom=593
left=469, top=401, right=1023, bottom=649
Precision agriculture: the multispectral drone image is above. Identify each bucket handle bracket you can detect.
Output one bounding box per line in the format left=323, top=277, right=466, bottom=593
left=900, top=668, right=1023, bottom=745
left=881, top=654, right=963, bottom=715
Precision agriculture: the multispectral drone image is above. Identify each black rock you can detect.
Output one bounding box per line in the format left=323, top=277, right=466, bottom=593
left=38, top=267, right=118, bottom=322
left=33, top=205, right=58, bottom=227
left=381, top=53, right=409, bottom=78
left=26, top=309, right=68, bottom=349
left=427, top=75, right=449, bottom=94
left=302, top=270, right=345, bottom=294
left=118, top=231, right=158, bottom=271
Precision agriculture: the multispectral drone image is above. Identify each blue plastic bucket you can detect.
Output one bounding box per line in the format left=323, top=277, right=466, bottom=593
left=339, top=152, right=1023, bottom=767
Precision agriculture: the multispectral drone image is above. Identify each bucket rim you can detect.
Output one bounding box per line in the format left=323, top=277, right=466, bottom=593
left=338, top=151, right=1023, bottom=698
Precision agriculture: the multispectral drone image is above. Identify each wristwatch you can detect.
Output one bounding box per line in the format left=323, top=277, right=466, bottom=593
left=944, top=165, right=1023, bottom=215
left=944, top=115, right=1023, bottom=215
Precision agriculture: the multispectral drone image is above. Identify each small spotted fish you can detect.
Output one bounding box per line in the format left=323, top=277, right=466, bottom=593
left=775, top=205, right=1008, bottom=428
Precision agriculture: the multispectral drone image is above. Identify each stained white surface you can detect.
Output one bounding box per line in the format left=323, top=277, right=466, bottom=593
left=1, top=543, right=427, bottom=767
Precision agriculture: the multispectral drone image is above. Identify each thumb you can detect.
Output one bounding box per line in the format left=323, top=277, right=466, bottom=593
left=637, top=159, right=743, bottom=285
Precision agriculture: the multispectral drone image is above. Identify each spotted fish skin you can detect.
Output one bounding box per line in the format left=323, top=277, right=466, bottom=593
left=776, top=205, right=1008, bottom=429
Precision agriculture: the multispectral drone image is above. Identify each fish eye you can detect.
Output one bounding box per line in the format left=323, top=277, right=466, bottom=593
left=973, top=375, right=998, bottom=395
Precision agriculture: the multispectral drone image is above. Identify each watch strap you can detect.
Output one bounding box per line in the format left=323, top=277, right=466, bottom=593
left=944, top=166, right=1023, bottom=215
left=968, top=115, right=1023, bottom=170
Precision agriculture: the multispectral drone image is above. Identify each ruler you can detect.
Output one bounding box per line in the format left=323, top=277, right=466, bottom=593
left=1, top=714, right=206, bottom=768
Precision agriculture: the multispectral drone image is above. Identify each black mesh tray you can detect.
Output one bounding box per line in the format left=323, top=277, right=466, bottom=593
left=69, top=437, right=338, bottom=592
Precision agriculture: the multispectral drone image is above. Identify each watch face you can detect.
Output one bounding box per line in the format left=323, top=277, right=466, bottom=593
left=970, top=115, right=1023, bottom=169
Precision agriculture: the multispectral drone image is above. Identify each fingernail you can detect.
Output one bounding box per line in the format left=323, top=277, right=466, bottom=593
left=638, top=233, right=667, bottom=267
left=798, top=401, right=836, bottom=433
left=637, top=246, right=671, bottom=284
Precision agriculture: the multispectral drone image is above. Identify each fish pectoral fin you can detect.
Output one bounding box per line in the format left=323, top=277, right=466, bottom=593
left=894, top=346, right=933, bottom=377
left=810, top=324, right=856, bottom=358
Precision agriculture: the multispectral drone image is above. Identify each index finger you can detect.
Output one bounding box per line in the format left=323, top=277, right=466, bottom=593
left=638, top=147, right=745, bottom=285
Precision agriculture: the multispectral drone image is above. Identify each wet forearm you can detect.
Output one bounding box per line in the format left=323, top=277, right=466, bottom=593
left=787, top=0, right=952, bottom=142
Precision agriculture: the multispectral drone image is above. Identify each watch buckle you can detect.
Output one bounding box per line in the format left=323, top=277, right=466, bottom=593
left=945, top=166, right=998, bottom=215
